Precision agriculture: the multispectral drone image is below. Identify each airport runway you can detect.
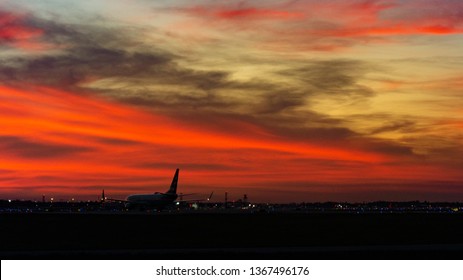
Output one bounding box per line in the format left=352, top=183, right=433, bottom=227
left=1, top=212, right=463, bottom=259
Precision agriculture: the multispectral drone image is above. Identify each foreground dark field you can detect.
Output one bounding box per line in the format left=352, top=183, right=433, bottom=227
left=1, top=212, right=462, bottom=259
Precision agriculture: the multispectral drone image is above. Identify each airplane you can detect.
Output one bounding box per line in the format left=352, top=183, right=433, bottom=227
left=104, top=168, right=212, bottom=210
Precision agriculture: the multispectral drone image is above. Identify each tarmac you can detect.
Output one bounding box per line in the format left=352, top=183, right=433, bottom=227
left=1, top=212, right=462, bottom=259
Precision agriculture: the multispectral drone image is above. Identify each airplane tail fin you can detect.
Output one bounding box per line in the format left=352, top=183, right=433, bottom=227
left=167, top=168, right=179, bottom=194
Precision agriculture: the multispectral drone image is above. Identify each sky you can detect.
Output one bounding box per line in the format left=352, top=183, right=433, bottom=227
left=0, top=0, right=462, bottom=202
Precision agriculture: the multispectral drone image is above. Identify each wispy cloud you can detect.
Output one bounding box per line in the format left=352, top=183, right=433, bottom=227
left=0, top=136, right=92, bottom=159
left=164, top=0, right=463, bottom=51
left=0, top=1, right=462, bottom=201
left=0, top=9, right=45, bottom=50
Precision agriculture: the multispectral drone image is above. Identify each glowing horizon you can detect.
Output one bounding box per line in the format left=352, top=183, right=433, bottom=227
left=1, top=0, right=462, bottom=202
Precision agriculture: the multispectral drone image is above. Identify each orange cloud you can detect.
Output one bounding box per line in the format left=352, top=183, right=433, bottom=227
left=0, top=85, right=389, bottom=162
left=1, top=84, right=462, bottom=201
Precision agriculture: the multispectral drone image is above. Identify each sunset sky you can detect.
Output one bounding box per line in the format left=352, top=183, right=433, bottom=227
left=1, top=0, right=462, bottom=202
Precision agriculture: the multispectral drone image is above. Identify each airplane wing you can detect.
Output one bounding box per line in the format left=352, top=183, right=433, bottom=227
left=178, top=192, right=214, bottom=203
left=100, top=189, right=128, bottom=203
left=105, top=198, right=128, bottom=203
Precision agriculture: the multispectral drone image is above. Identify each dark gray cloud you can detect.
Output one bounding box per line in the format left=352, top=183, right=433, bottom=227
left=0, top=10, right=175, bottom=87
left=258, top=113, right=355, bottom=141
left=256, top=89, right=306, bottom=114
left=370, top=120, right=417, bottom=135
left=281, top=60, right=375, bottom=97
left=0, top=47, right=173, bottom=87
left=0, top=10, right=419, bottom=161
left=91, top=136, right=141, bottom=146
left=0, top=136, right=92, bottom=158
left=0, top=11, right=375, bottom=112
left=355, top=139, right=415, bottom=156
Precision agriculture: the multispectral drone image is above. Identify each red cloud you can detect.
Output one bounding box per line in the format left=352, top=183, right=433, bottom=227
left=290, top=0, right=463, bottom=38
left=215, top=8, right=303, bottom=20
left=0, top=10, right=44, bottom=50
left=1, top=84, right=462, bottom=201
left=174, top=5, right=303, bottom=21
left=168, top=0, right=463, bottom=52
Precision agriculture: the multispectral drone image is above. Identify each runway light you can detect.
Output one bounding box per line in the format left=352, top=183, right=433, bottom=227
left=8, top=199, right=11, bottom=203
